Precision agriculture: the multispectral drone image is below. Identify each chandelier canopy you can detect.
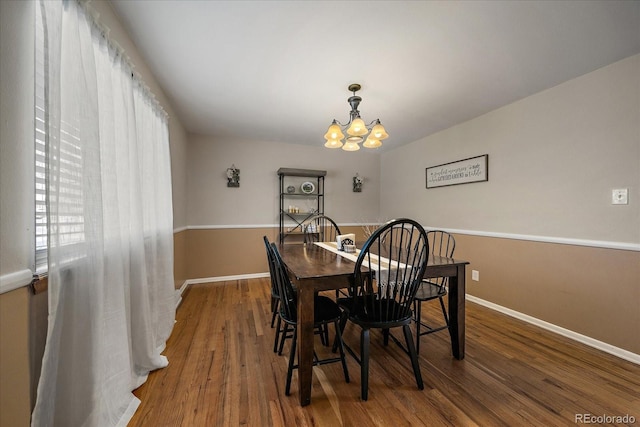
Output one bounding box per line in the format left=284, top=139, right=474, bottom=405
left=324, top=83, right=388, bottom=151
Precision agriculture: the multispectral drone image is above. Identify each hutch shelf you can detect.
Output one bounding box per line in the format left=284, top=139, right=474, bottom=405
left=277, top=168, right=326, bottom=244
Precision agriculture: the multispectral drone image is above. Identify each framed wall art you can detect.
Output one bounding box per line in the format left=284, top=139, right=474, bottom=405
left=426, top=154, right=488, bottom=189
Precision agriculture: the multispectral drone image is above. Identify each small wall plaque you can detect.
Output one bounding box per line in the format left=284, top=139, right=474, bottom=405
left=353, top=174, right=363, bottom=192
left=226, top=165, right=240, bottom=187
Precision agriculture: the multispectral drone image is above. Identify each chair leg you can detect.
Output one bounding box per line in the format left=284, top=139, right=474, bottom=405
left=318, top=324, right=330, bottom=346
left=285, top=325, right=298, bottom=396
left=402, top=324, right=424, bottom=390
left=361, top=328, right=370, bottom=401
left=334, top=320, right=350, bottom=383
left=332, top=311, right=348, bottom=353
left=318, top=324, right=326, bottom=346
left=439, top=297, right=449, bottom=325
left=415, top=300, right=422, bottom=355
left=382, top=328, right=390, bottom=346
left=270, top=297, right=279, bottom=327
left=273, top=315, right=282, bottom=353
left=278, top=323, right=290, bottom=355
left=324, top=323, right=330, bottom=346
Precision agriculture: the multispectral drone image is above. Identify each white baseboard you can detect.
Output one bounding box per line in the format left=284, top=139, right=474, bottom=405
left=174, top=280, right=189, bottom=308
left=178, top=280, right=189, bottom=295
left=466, top=294, right=640, bottom=365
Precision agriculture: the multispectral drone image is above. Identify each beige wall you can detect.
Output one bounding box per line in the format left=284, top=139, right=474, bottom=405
left=380, top=55, right=639, bottom=243
left=0, top=288, right=31, bottom=427
left=184, top=229, right=640, bottom=355
left=453, top=234, right=640, bottom=354
left=187, top=135, right=381, bottom=226
left=173, top=229, right=188, bottom=287
left=380, top=55, right=640, bottom=354
left=185, top=225, right=365, bottom=279
left=184, top=134, right=381, bottom=282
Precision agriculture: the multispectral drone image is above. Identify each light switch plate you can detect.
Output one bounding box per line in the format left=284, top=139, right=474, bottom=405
left=612, top=189, right=628, bottom=205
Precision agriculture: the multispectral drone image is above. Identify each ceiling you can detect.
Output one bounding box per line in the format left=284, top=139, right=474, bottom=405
left=110, top=0, right=640, bottom=152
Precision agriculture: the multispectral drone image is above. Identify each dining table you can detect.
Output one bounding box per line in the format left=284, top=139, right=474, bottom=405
left=278, top=241, right=470, bottom=406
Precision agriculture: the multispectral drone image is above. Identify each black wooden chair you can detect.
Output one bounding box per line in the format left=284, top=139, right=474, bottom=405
left=263, top=236, right=285, bottom=352
left=334, top=218, right=429, bottom=400
left=412, top=230, right=455, bottom=355
left=264, top=236, right=331, bottom=353
left=270, top=243, right=350, bottom=395
left=303, top=214, right=341, bottom=245
left=303, top=214, right=347, bottom=300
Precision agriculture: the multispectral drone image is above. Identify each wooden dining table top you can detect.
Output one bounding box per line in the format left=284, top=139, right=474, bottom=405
left=278, top=242, right=468, bottom=284
left=277, top=242, right=354, bottom=283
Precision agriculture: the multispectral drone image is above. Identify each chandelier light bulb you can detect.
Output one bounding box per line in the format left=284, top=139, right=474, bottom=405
left=324, top=122, right=345, bottom=141
left=324, top=138, right=343, bottom=149
left=370, top=122, right=388, bottom=140
left=347, top=118, right=368, bottom=136
left=363, top=138, right=382, bottom=148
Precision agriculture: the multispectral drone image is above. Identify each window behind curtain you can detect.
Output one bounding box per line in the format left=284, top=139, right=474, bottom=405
left=35, top=4, right=47, bottom=272
left=35, top=4, right=85, bottom=274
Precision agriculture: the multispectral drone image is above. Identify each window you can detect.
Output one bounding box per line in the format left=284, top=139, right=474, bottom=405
left=35, top=5, right=47, bottom=273
left=35, top=5, right=86, bottom=273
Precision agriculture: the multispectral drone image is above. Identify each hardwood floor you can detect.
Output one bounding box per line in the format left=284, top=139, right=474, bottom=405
left=129, top=279, right=640, bottom=426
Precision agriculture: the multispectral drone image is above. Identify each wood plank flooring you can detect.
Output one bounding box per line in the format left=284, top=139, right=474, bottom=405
left=129, top=279, right=640, bottom=426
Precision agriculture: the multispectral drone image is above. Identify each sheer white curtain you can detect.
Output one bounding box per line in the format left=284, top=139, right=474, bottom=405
left=32, top=1, right=176, bottom=425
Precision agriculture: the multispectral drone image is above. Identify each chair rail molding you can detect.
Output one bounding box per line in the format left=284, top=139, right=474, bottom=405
left=426, top=227, right=640, bottom=252
left=0, top=269, right=34, bottom=294
left=184, top=224, right=639, bottom=252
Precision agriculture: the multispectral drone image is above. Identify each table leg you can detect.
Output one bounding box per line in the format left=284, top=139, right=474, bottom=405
left=297, top=283, right=314, bottom=405
left=447, top=264, right=466, bottom=359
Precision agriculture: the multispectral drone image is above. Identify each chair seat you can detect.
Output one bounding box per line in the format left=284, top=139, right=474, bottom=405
left=337, top=296, right=412, bottom=327
left=336, top=296, right=353, bottom=311
left=414, top=280, right=447, bottom=301
left=280, top=295, right=343, bottom=324
left=313, top=295, right=344, bottom=323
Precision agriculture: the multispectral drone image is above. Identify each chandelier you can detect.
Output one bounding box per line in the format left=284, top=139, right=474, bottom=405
left=324, top=83, right=389, bottom=151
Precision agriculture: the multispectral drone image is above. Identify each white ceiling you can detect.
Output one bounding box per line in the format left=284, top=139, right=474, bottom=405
left=110, top=0, right=640, bottom=151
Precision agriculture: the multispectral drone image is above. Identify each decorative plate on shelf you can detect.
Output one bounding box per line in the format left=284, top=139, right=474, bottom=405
left=286, top=185, right=295, bottom=193
left=300, top=181, right=315, bottom=194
